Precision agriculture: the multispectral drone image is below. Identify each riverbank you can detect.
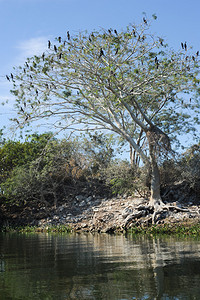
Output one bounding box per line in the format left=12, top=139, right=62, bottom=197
left=1, top=193, right=200, bottom=235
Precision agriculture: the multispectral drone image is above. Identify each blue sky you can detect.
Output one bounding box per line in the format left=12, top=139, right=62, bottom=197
left=0, top=0, right=200, bottom=141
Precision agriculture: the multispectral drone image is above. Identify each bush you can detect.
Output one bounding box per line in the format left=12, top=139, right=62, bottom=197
left=102, top=159, right=150, bottom=197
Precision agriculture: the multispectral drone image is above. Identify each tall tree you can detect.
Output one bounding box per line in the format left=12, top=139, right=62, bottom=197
left=10, top=17, right=200, bottom=213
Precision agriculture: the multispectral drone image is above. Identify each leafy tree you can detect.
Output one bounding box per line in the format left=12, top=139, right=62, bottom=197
left=0, top=133, right=53, bottom=183
left=80, top=132, right=115, bottom=176
left=9, top=17, right=200, bottom=212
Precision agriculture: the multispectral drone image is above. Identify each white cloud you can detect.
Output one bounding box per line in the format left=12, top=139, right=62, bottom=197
left=16, top=36, right=49, bottom=62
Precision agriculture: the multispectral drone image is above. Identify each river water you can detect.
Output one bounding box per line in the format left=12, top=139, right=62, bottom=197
left=0, top=233, right=200, bottom=299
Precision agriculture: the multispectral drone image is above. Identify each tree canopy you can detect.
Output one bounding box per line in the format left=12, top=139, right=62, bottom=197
left=9, top=16, right=200, bottom=208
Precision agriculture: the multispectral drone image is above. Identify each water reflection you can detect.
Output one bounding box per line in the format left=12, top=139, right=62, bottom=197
left=0, top=233, right=200, bottom=299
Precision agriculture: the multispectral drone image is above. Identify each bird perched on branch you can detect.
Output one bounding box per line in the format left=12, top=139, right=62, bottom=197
left=67, top=31, right=70, bottom=40
left=54, top=45, right=57, bottom=52
left=99, top=48, right=104, bottom=58
left=184, top=42, right=187, bottom=51
left=143, top=17, right=147, bottom=24
left=115, top=48, right=119, bottom=55
left=48, top=40, right=51, bottom=49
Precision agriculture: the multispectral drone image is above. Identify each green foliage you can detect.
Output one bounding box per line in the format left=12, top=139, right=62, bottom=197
left=0, top=133, right=53, bottom=183
left=0, top=133, right=115, bottom=207
left=160, top=142, right=200, bottom=197
left=179, top=143, right=200, bottom=193
left=102, top=160, right=150, bottom=197
left=128, top=223, right=200, bottom=236
left=10, top=20, right=200, bottom=162
left=80, top=132, right=115, bottom=176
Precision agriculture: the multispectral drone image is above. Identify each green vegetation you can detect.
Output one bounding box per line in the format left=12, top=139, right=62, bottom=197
left=0, top=132, right=114, bottom=208
left=2, top=222, right=200, bottom=237
left=1, top=224, right=72, bottom=234
left=128, top=223, right=200, bottom=237
left=9, top=17, right=200, bottom=209
left=1, top=18, right=200, bottom=228
left=0, top=132, right=199, bottom=211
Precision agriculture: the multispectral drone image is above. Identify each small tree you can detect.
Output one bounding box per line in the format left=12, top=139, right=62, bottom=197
left=9, top=17, right=200, bottom=212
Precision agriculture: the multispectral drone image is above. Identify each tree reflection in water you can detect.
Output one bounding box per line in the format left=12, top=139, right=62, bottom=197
left=0, top=233, right=200, bottom=299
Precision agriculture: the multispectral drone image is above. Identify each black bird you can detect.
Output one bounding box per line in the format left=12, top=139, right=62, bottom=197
left=133, top=30, right=136, bottom=37
left=181, top=42, right=184, bottom=49
left=108, top=29, right=112, bottom=34
left=196, top=51, right=199, bottom=56
left=36, top=89, right=38, bottom=96
left=115, top=48, right=119, bottom=55
left=67, top=31, right=70, bottom=40
left=159, top=38, right=164, bottom=46
left=114, top=29, right=118, bottom=35
left=25, top=62, right=29, bottom=68
left=99, top=48, right=104, bottom=58
left=58, top=52, right=62, bottom=59
left=42, top=53, right=45, bottom=61
left=58, top=36, right=61, bottom=43
left=192, top=56, right=195, bottom=61
left=54, top=45, right=57, bottom=52
left=184, top=42, right=187, bottom=51
left=24, top=102, right=26, bottom=108
left=91, top=32, right=95, bottom=39
left=48, top=40, right=51, bottom=49
left=6, top=75, right=10, bottom=81
left=10, top=73, right=14, bottom=80
left=20, top=107, right=24, bottom=113
left=155, top=57, right=159, bottom=69
left=143, top=17, right=147, bottom=24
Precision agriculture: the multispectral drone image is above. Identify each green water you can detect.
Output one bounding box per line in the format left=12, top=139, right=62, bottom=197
left=0, top=232, right=200, bottom=299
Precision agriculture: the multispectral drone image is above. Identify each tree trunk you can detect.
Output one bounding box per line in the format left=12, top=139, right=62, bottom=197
left=149, top=151, right=163, bottom=209
left=146, top=130, right=165, bottom=210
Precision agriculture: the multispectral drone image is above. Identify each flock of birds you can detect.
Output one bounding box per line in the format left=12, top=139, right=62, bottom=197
left=5, top=17, right=199, bottom=126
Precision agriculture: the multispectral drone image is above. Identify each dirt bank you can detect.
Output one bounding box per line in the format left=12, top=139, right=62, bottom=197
left=1, top=192, right=200, bottom=233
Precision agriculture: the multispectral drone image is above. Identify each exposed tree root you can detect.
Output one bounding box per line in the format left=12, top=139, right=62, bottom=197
left=151, top=203, right=190, bottom=224
left=123, top=202, right=191, bottom=228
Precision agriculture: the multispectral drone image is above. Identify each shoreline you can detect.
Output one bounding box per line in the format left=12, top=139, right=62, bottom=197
left=2, top=222, right=200, bottom=237
left=1, top=195, right=200, bottom=236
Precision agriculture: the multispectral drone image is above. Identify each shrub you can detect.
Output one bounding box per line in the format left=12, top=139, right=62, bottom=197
left=102, top=159, right=150, bottom=197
